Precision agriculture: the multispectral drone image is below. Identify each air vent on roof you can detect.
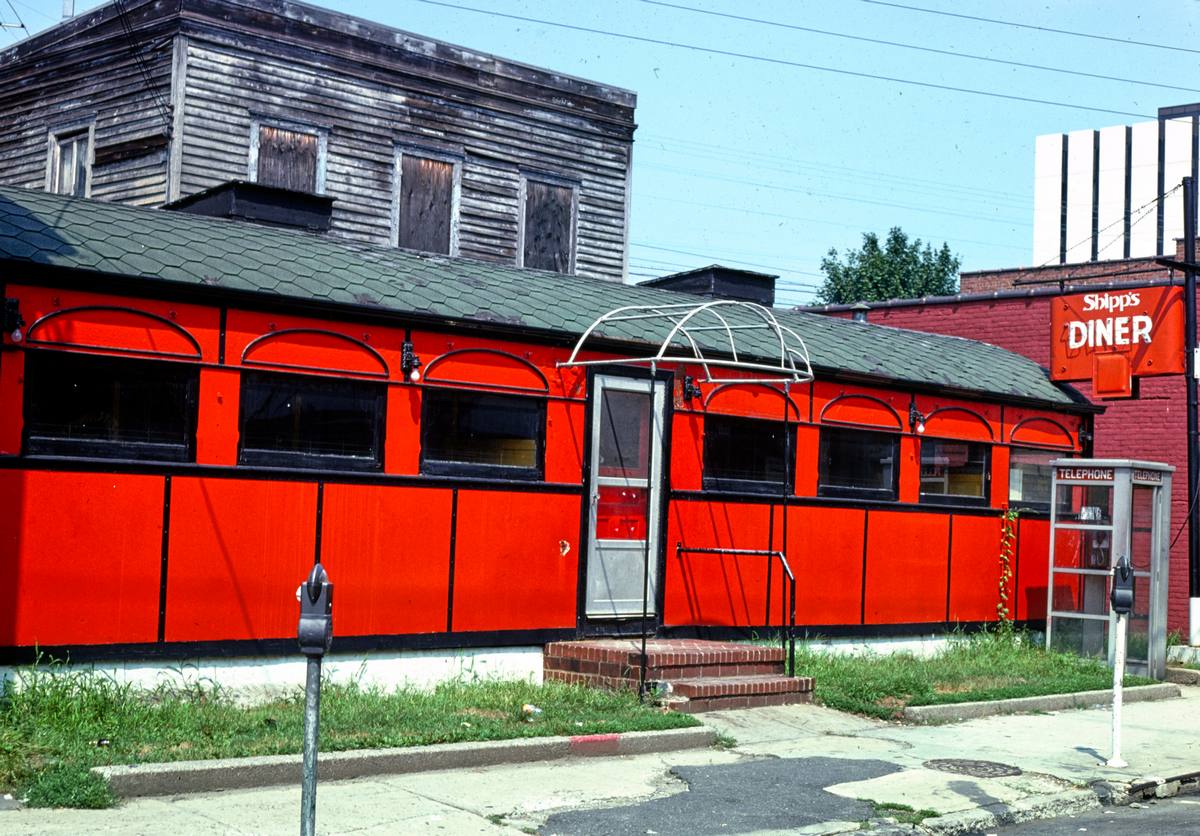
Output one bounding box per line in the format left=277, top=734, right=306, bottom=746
left=164, top=181, right=334, bottom=232
left=636, top=264, right=777, bottom=307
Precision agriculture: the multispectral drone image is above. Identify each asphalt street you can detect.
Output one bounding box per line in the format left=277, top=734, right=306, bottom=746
left=984, top=796, right=1200, bottom=835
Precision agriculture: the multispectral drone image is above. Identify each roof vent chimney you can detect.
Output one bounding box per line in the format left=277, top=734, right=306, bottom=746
left=851, top=302, right=870, bottom=323
left=164, top=181, right=334, bottom=233
left=636, top=264, right=777, bottom=307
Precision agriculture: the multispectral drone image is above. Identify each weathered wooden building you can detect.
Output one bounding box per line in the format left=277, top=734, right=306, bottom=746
left=0, top=0, right=635, bottom=280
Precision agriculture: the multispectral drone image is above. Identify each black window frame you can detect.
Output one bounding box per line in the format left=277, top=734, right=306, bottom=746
left=419, top=387, right=547, bottom=481
left=21, top=348, right=199, bottom=463
left=702, top=413, right=797, bottom=496
left=918, top=436, right=991, bottom=507
left=817, top=425, right=901, bottom=501
left=1008, top=445, right=1073, bottom=514
left=238, top=369, right=387, bottom=473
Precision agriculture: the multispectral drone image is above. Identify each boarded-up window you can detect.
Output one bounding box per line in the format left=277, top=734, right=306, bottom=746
left=522, top=179, right=574, bottom=273
left=399, top=154, right=454, bottom=254
left=257, top=125, right=319, bottom=193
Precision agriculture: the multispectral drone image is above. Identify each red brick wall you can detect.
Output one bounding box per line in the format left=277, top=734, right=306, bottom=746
left=866, top=297, right=1192, bottom=634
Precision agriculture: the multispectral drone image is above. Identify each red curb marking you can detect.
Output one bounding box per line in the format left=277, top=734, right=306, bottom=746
left=569, top=733, right=621, bottom=754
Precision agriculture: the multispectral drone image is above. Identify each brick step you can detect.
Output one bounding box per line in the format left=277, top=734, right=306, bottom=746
left=664, top=675, right=814, bottom=714
left=544, top=639, right=786, bottom=682
left=544, top=656, right=783, bottom=681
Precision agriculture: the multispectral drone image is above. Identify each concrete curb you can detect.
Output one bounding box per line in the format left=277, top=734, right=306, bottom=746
left=901, top=683, right=1181, bottom=724
left=1166, top=666, right=1200, bottom=686
left=94, top=726, right=716, bottom=798
left=918, top=788, right=1100, bottom=835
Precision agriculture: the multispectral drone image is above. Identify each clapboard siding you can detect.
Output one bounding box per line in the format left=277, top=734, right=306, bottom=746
left=0, top=0, right=175, bottom=204
left=179, top=28, right=632, bottom=280
left=0, top=0, right=635, bottom=281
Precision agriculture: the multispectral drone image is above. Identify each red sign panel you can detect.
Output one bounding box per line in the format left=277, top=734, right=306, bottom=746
left=1050, top=287, right=1185, bottom=396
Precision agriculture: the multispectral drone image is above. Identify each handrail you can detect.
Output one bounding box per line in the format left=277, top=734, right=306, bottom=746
left=675, top=544, right=797, bottom=676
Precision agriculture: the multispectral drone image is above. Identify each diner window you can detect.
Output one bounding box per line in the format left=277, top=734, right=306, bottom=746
left=1010, top=446, right=1071, bottom=512
left=919, top=439, right=990, bottom=505
left=23, top=350, right=198, bottom=462
left=239, top=371, right=385, bottom=471
left=520, top=175, right=576, bottom=274
left=47, top=126, right=92, bottom=197
left=703, top=414, right=796, bottom=495
left=420, top=389, right=545, bottom=479
left=251, top=122, right=325, bottom=193
left=396, top=150, right=458, bottom=255
left=817, top=426, right=899, bottom=500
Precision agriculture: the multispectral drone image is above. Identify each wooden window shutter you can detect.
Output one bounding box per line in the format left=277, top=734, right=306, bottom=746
left=523, top=180, right=573, bottom=273
left=399, top=155, right=454, bottom=254
left=257, top=125, right=319, bottom=193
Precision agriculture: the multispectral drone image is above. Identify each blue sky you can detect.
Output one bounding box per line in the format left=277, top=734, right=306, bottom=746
left=6, top=0, right=1196, bottom=305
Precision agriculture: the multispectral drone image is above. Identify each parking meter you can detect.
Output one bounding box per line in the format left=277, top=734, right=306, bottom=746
left=1110, top=556, right=1134, bottom=615
left=298, top=563, right=333, bottom=657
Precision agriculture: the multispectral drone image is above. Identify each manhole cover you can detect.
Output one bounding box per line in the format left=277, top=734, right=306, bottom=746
left=923, top=758, right=1022, bottom=778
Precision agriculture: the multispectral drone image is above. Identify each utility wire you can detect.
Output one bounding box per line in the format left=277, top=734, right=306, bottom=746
left=410, top=0, right=1153, bottom=119
left=860, top=0, right=1200, bottom=57
left=2, top=0, right=29, bottom=41
left=1043, top=183, right=1180, bottom=271
left=112, top=0, right=172, bottom=134
left=632, top=241, right=824, bottom=277
left=642, top=0, right=1200, bottom=95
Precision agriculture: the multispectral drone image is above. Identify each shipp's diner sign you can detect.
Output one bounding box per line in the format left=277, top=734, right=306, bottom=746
left=1051, top=287, right=1185, bottom=398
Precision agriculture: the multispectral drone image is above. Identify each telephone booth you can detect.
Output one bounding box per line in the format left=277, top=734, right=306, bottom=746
left=1047, top=459, right=1173, bottom=678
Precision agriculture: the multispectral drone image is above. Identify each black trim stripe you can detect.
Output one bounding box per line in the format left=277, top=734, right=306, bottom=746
left=218, top=305, right=227, bottom=365
left=860, top=511, right=870, bottom=625
left=156, top=475, right=172, bottom=644
left=669, top=489, right=1022, bottom=518
left=1124, top=125, right=1133, bottom=259
left=944, top=514, right=954, bottom=622
left=1157, top=115, right=1166, bottom=256
left=1059, top=133, right=1069, bottom=265
left=313, top=481, right=325, bottom=565
left=660, top=620, right=1046, bottom=643
left=446, top=488, right=458, bottom=632
left=1091, top=130, right=1100, bottom=262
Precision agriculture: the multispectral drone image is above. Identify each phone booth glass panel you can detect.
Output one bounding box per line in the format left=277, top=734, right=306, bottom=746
left=1047, top=460, right=1172, bottom=679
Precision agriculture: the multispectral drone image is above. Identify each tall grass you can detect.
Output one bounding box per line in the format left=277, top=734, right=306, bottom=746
left=0, top=664, right=696, bottom=808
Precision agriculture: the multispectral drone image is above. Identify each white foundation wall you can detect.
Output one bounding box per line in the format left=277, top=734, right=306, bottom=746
left=0, top=647, right=545, bottom=704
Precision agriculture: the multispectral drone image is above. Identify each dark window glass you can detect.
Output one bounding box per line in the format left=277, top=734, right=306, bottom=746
left=703, top=414, right=796, bottom=495
left=51, top=130, right=89, bottom=197
left=23, top=350, right=197, bottom=461
left=817, top=426, right=899, bottom=499
left=257, top=125, right=319, bottom=193
left=239, top=371, right=385, bottom=471
left=421, top=389, right=545, bottom=479
left=399, top=154, right=454, bottom=254
left=920, top=438, right=990, bottom=505
left=1010, top=446, right=1072, bottom=513
left=522, top=179, right=574, bottom=273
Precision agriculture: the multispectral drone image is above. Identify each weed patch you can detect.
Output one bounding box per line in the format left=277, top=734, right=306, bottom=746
left=1, top=664, right=697, bottom=808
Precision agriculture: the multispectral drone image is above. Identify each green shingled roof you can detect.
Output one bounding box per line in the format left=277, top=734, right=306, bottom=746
left=0, top=186, right=1085, bottom=408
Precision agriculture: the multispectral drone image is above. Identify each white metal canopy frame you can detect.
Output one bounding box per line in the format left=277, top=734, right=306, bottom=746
left=557, top=300, right=814, bottom=383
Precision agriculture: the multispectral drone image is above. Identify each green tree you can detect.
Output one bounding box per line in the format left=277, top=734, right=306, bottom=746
left=816, top=227, right=960, bottom=304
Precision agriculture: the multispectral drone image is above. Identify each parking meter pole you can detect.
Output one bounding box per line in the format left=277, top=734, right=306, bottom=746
left=1107, top=555, right=1133, bottom=769
left=1107, top=611, right=1128, bottom=769
left=297, top=564, right=333, bottom=836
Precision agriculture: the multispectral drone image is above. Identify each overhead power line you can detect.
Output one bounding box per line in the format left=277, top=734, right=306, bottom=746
left=860, top=0, right=1200, bottom=57
left=2, top=0, right=29, bottom=41
left=411, top=0, right=1153, bottom=119
left=642, top=0, right=1200, bottom=95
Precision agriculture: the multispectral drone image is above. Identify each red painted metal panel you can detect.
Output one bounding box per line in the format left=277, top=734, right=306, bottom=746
left=225, top=310, right=402, bottom=380
left=947, top=514, right=1007, bottom=623
left=704, top=382, right=802, bottom=421
left=196, top=368, right=240, bottom=466
left=1016, top=516, right=1051, bottom=620
left=664, top=500, right=773, bottom=627
left=785, top=505, right=865, bottom=625
left=814, top=382, right=906, bottom=429
left=385, top=386, right=421, bottom=475
left=1050, top=286, right=1184, bottom=381
left=913, top=396, right=999, bottom=442
left=8, top=284, right=219, bottom=362
left=863, top=511, right=950, bottom=624
left=165, top=478, right=316, bottom=642
left=320, top=484, right=452, bottom=635
left=898, top=436, right=920, bottom=503
left=1008, top=408, right=1079, bottom=449
left=0, top=350, right=23, bottom=455
left=451, top=490, right=580, bottom=631
left=0, top=470, right=162, bottom=646
left=793, top=425, right=819, bottom=497
left=412, top=331, right=579, bottom=398
left=670, top=411, right=704, bottom=491
left=596, top=486, right=648, bottom=540
left=545, top=400, right=584, bottom=485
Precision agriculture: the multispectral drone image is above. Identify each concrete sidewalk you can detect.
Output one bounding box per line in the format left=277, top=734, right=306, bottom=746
left=4, top=688, right=1199, bottom=835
